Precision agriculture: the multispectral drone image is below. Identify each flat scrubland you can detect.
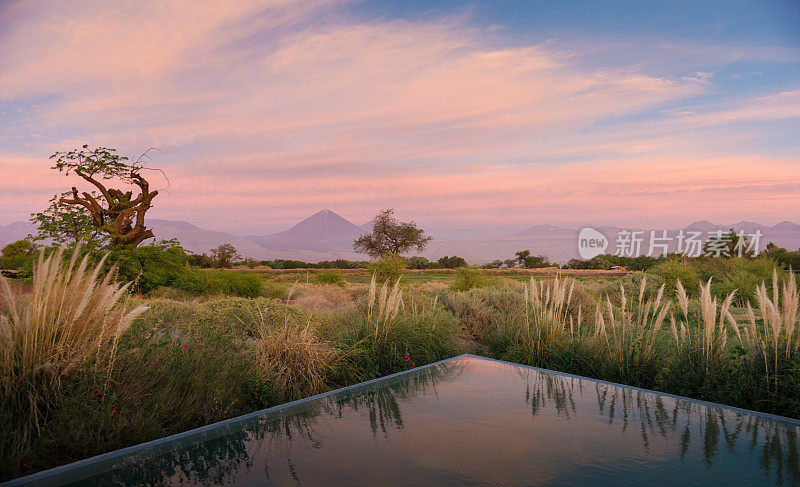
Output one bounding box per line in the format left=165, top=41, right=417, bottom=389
left=1, top=255, right=799, bottom=481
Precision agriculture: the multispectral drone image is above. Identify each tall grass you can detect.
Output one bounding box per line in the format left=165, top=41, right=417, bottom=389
left=367, top=275, right=403, bottom=344
left=590, top=276, right=670, bottom=387
left=334, top=275, right=457, bottom=380
left=254, top=312, right=337, bottom=400
left=520, top=276, right=578, bottom=362
left=741, top=270, right=799, bottom=395
left=0, top=246, right=146, bottom=448
left=669, top=278, right=737, bottom=366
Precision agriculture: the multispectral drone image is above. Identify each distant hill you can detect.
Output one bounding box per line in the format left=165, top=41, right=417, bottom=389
left=0, top=221, right=37, bottom=247
left=3, top=213, right=800, bottom=263
left=255, top=209, right=365, bottom=251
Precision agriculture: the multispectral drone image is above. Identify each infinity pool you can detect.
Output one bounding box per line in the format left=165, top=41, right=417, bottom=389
left=11, top=355, right=800, bottom=486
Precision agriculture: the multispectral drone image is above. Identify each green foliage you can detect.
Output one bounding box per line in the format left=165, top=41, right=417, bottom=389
left=261, top=279, right=290, bottom=300
left=406, top=256, right=431, bottom=269
left=0, top=300, right=280, bottom=480
left=50, top=145, right=138, bottom=181
left=210, top=243, right=240, bottom=268
left=256, top=259, right=370, bottom=269
left=515, top=250, right=530, bottom=266
left=106, top=239, right=188, bottom=294
left=368, top=255, right=408, bottom=283
left=450, top=267, right=488, bottom=291
left=703, top=228, right=756, bottom=258
left=710, top=257, right=777, bottom=305
left=354, top=208, right=432, bottom=258
left=437, top=255, right=467, bottom=268
left=764, top=243, right=800, bottom=270
left=565, top=253, right=666, bottom=270
left=523, top=255, right=551, bottom=268
left=649, top=259, right=700, bottom=296
left=30, top=192, right=103, bottom=248
left=332, top=300, right=458, bottom=381
left=187, top=252, right=214, bottom=268
left=314, top=269, right=346, bottom=287
left=1, top=240, right=35, bottom=258
left=0, top=240, right=36, bottom=275
left=172, top=269, right=263, bottom=298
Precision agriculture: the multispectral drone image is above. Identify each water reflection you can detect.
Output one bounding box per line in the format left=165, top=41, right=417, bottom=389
left=67, top=357, right=799, bottom=486
left=521, top=368, right=799, bottom=484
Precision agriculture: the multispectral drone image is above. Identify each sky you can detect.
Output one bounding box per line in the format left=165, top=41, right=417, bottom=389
left=0, top=0, right=798, bottom=238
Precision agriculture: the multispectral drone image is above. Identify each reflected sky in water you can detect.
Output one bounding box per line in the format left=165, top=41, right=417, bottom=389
left=66, top=356, right=799, bottom=486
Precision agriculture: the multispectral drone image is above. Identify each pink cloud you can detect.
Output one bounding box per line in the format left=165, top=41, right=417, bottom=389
left=0, top=1, right=798, bottom=235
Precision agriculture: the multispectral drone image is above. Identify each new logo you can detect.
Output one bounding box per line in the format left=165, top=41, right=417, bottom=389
left=578, top=227, right=608, bottom=259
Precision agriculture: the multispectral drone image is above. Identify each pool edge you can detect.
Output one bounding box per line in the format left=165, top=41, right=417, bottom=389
left=5, top=353, right=799, bottom=485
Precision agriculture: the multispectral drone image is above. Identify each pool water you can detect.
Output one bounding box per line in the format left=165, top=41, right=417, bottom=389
left=14, top=355, right=800, bottom=486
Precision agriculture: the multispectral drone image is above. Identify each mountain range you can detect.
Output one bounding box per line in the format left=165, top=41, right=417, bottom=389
left=2, top=210, right=800, bottom=264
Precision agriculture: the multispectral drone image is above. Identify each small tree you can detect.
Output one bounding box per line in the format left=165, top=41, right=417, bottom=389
left=523, top=255, right=551, bottom=268
left=211, top=243, right=241, bottom=268
left=30, top=191, right=103, bottom=248
left=1, top=240, right=36, bottom=259
left=44, top=145, right=161, bottom=249
left=354, top=209, right=432, bottom=258
left=437, top=255, right=467, bottom=269
left=515, top=250, right=531, bottom=267
left=407, top=256, right=431, bottom=269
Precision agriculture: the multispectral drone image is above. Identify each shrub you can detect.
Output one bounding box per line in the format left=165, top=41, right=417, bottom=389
left=172, top=269, right=263, bottom=298
left=107, top=239, right=188, bottom=294
left=437, top=255, right=467, bottom=269
left=523, top=255, right=551, bottom=268
left=314, top=269, right=346, bottom=287
left=711, top=257, right=777, bottom=306
left=441, top=282, right=523, bottom=341
left=261, top=279, right=290, bottom=300
left=333, top=276, right=458, bottom=380
left=368, top=255, right=407, bottom=283
left=407, top=256, right=431, bottom=269
left=650, top=259, right=700, bottom=296
left=255, top=317, right=337, bottom=400
left=450, top=266, right=487, bottom=291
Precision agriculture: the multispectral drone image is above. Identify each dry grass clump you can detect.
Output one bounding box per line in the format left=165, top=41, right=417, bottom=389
left=288, top=283, right=360, bottom=314
left=253, top=309, right=337, bottom=400
left=415, top=280, right=450, bottom=293
left=0, top=246, right=147, bottom=431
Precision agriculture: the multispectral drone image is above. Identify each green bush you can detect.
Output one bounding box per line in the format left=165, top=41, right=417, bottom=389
left=107, top=240, right=188, bottom=294
left=261, top=279, right=290, bottom=300
left=649, top=259, right=700, bottom=296
left=368, top=255, right=408, bottom=283
left=450, top=266, right=487, bottom=291
left=710, top=257, right=777, bottom=305
left=332, top=302, right=458, bottom=381
left=314, top=269, right=346, bottom=287
left=172, top=269, right=263, bottom=298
